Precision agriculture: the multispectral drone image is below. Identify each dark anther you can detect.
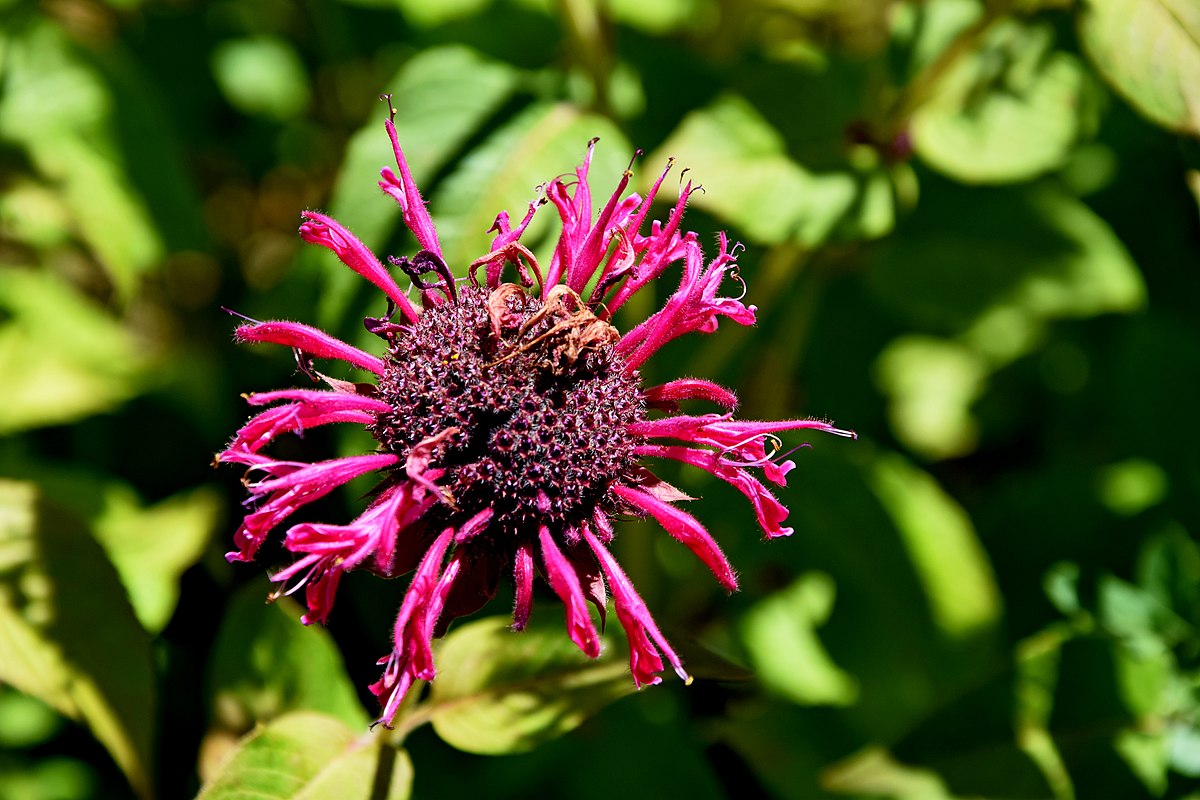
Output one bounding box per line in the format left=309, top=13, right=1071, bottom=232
left=293, top=348, right=319, bottom=382
left=365, top=298, right=407, bottom=342
left=390, top=250, right=457, bottom=305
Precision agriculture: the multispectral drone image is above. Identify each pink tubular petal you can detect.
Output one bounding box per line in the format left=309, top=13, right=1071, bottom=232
left=538, top=526, right=601, bottom=658
left=565, top=530, right=607, bottom=629
left=391, top=526, right=456, bottom=650
left=582, top=527, right=690, bottom=687
left=235, top=321, right=385, bottom=375
left=628, top=414, right=855, bottom=485
left=410, top=553, right=462, bottom=680
left=381, top=118, right=442, bottom=259
left=612, top=484, right=738, bottom=591
left=224, top=390, right=391, bottom=456
left=643, top=379, right=738, bottom=412
left=226, top=453, right=399, bottom=563
left=299, top=212, right=419, bottom=323
left=368, top=525, right=457, bottom=727
left=512, top=541, right=535, bottom=631
left=636, top=444, right=793, bottom=538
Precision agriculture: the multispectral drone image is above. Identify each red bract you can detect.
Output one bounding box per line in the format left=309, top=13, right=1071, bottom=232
left=218, top=100, right=854, bottom=728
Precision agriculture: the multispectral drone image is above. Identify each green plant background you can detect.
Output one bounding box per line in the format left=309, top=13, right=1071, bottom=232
left=1, top=0, right=1198, bottom=798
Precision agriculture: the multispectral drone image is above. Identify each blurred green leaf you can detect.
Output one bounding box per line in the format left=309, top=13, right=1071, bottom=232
left=822, top=747, right=957, bottom=799
left=428, top=615, right=636, bottom=754
left=873, top=335, right=988, bottom=459
left=869, top=182, right=1145, bottom=360
left=1096, top=458, right=1168, bottom=517
left=608, top=0, right=708, bottom=34
left=868, top=452, right=1001, bottom=639
left=0, top=480, right=154, bottom=799
left=0, top=686, right=61, bottom=748
left=1077, top=0, right=1200, bottom=136
left=649, top=94, right=894, bottom=245
left=0, top=22, right=165, bottom=301
left=92, top=485, right=221, bottom=634
left=206, top=582, right=369, bottom=734
left=1136, top=525, right=1200, bottom=631
left=888, top=666, right=1060, bottom=800
left=912, top=19, right=1096, bottom=183
left=394, top=0, right=491, bottom=26
left=211, top=37, right=310, bottom=121
left=0, top=463, right=219, bottom=634
left=431, top=101, right=632, bottom=271
left=0, top=268, right=147, bottom=433
left=196, top=711, right=412, bottom=800
left=314, top=46, right=522, bottom=329
left=739, top=572, right=858, bottom=706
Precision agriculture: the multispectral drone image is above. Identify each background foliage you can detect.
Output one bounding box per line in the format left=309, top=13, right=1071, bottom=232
left=1, top=0, right=1198, bottom=798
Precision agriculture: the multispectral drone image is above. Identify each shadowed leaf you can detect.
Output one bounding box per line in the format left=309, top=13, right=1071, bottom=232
left=0, top=480, right=154, bottom=799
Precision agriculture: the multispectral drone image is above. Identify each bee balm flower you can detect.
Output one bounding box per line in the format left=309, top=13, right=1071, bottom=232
left=219, top=98, right=853, bottom=728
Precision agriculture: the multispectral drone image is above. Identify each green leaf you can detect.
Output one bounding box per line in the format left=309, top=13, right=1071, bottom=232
left=649, top=94, right=894, bottom=245
left=197, top=711, right=412, bottom=800
left=739, top=572, right=858, bottom=706
left=872, top=335, right=989, bottom=459
left=0, top=22, right=165, bottom=300
left=428, top=615, right=637, bottom=754
left=312, top=46, right=521, bottom=329
left=206, top=583, right=369, bottom=734
left=92, top=485, right=221, bottom=634
left=869, top=182, right=1145, bottom=358
left=0, top=480, right=154, bottom=800
left=1078, top=0, right=1200, bottom=136
left=0, top=268, right=148, bottom=433
left=431, top=101, right=632, bottom=274
left=912, top=19, right=1097, bottom=183
left=211, top=37, right=310, bottom=120
left=867, top=452, right=1001, bottom=640
left=0, top=463, right=219, bottom=634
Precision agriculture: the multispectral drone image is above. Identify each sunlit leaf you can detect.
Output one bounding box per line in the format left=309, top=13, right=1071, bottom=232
left=822, top=746, right=957, bottom=799
left=0, top=480, right=154, bottom=799
left=197, top=711, right=412, bottom=800
left=739, top=572, right=858, bottom=706
left=869, top=452, right=1001, bottom=640
left=211, top=37, right=310, bottom=120
left=912, top=19, right=1096, bottom=183
left=92, top=485, right=221, bottom=634
left=1077, top=0, right=1200, bottom=136
left=0, top=22, right=165, bottom=300
left=649, top=94, right=894, bottom=245
left=394, top=0, right=491, bottom=26
left=428, top=615, right=636, bottom=754
left=205, top=583, right=369, bottom=735
left=0, top=463, right=219, bottom=634
left=873, top=335, right=988, bottom=459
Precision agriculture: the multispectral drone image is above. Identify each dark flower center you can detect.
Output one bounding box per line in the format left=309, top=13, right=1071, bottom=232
left=371, top=284, right=644, bottom=534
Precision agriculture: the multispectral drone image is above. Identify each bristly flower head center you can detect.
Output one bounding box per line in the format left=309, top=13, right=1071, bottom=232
left=371, top=280, right=643, bottom=536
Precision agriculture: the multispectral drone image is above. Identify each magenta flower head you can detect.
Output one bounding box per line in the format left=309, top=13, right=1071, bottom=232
left=218, top=98, right=854, bottom=729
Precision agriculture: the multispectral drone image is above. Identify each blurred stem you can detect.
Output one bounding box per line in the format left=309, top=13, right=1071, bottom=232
left=387, top=702, right=433, bottom=745
left=743, top=245, right=826, bottom=417
left=881, top=0, right=1014, bottom=141
left=557, top=0, right=613, bottom=115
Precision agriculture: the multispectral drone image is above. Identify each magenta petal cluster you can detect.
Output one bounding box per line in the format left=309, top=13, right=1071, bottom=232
left=218, top=104, right=854, bottom=728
